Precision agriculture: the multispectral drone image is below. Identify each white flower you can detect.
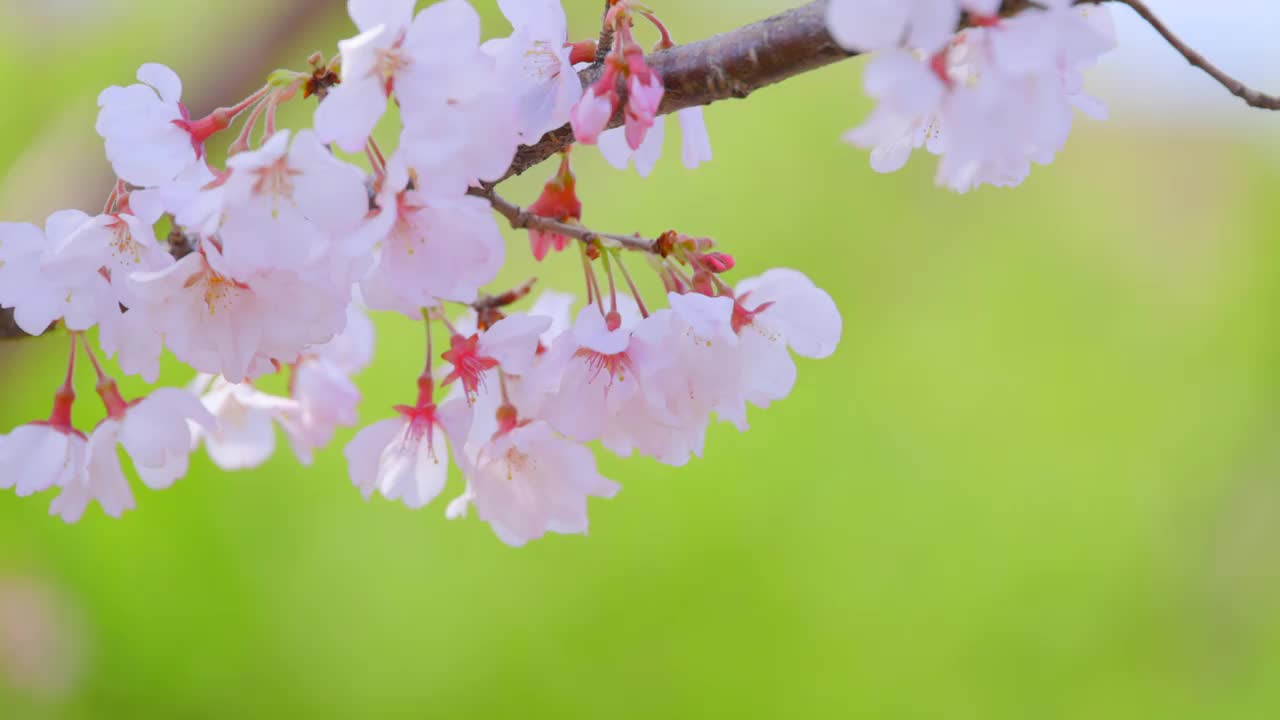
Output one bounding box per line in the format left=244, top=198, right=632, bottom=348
left=0, top=425, right=86, bottom=498
left=719, top=269, right=843, bottom=428
left=177, top=130, right=368, bottom=278
left=842, top=50, right=946, bottom=174
left=49, top=388, right=214, bottom=523
left=354, top=158, right=505, bottom=313
left=448, top=421, right=619, bottom=547
left=0, top=212, right=114, bottom=336
left=96, top=63, right=199, bottom=187
left=191, top=375, right=297, bottom=471
left=314, top=0, right=419, bottom=153
left=49, top=422, right=135, bottom=524
left=343, top=400, right=465, bottom=509
left=488, top=0, right=583, bottom=141
left=127, top=239, right=349, bottom=383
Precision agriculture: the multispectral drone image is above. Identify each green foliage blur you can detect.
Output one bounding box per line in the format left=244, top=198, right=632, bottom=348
left=2, top=1, right=1279, bottom=717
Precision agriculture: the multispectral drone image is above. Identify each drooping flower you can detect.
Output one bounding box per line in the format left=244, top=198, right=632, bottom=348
left=343, top=396, right=465, bottom=510
left=190, top=375, right=298, bottom=471
left=447, top=419, right=619, bottom=547
left=50, top=387, right=215, bottom=522
left=525, top=152, right=582, bottom=261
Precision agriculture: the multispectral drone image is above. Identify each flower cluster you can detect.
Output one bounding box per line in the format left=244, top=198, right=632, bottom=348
left=0, top=0, right=835, bottom=547
left=826, top=0, right=1117, bottom=192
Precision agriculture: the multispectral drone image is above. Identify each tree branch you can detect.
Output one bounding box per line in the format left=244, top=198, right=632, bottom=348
left=472, top=187, right=660, bottom=255
left=499, top=0, right=853, bottom=183
left=1099, top=0, right=1280, bottom=110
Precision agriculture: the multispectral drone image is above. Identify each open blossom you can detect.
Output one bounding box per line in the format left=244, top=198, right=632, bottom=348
left=127, top=239, right=349, bottom=383
left=352, top=157, right=504, bottom=314
left=177, top=130, right=368, bottom=277
left=489, top=0, right=583, bottom=141
left=279, top=305, right=376, bottom=464
left=0, top=213, right=113, bottom=336
left=49, top=423, right=134, bottom=524
left=51, top=388, right=215, bottom=523
left=314, top=0, right=422, bottom=152
left=344, top=392, right=466, bottom=510
left=834, top=2, right=1115, bottom=191
left=96, top=63, right=204, bottom=187
left=0, top=425, right=85, bottom=499
left=190, top=375, right=298, bottom=471
left=447, top=420, right=619, bottom=547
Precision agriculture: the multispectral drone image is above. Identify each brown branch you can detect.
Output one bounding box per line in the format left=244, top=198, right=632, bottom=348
left=500, top=0, right=853, bottom=183
left=1098, top=0, right=1280, bottom=110
left=472, top=187, right=659, bottom=255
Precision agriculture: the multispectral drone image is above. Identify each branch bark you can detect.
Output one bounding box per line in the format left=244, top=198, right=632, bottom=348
left=474, top=187, right=659, bottom=254
left=499, top=0, right=853, bottom=183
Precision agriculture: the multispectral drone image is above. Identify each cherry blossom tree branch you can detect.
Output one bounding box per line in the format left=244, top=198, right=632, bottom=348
left=499, top=0, right=852, bottom=183
left=1090, top=0, right=1280, bottom=110
left=472, top=187, right=660, bottom=254
left=500, top=0, right=1280, bottom=184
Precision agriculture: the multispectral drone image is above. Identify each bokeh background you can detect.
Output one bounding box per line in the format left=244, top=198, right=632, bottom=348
left=2, top=1, right=1279, bottom=717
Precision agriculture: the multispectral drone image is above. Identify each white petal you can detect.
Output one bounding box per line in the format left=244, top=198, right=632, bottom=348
left=137, top=63, right=183, bottom=104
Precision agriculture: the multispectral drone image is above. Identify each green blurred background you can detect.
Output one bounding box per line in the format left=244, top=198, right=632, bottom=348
left=2, top=1, right=1280, bottom=717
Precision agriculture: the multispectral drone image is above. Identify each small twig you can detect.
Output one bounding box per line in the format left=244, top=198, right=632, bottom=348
left=472, top=187, right=659, bottom=255
left=595, top=0, right=616, bottom=63
left=1100, top=0, right=1280, bottom=110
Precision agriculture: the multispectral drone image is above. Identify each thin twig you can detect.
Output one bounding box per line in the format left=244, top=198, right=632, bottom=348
left=472, top=187, right=660, bottom=255
left=1099, top=0, right=1280, bottom=110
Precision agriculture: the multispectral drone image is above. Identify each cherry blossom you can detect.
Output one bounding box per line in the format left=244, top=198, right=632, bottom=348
left=0, top=213, right=113, bottom=336
left=489, top=0, right=584, bottom=141
left=177, top=130, right=368, bottom=277
left=51, top=386, right=215, bottom=523
left=0, top=426, right=86, bottom=499
left=191, top=375, right=298, bottom=471
left=95, top=63, right=203, bottom=187
left=353, top=158, right=504, bottom=314
left=313, top=0, right=419, bottom=153
left=49, top=423, right=135, bottom=524
left=344, top=398, right=463, bottom=510
left=127, top=239, right=349, bottom=383
left=447, top=420, right=619, bottom=547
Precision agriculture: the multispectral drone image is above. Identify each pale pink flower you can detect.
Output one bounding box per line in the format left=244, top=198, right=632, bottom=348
left=49, top=423, right=135, bottom=523
left=343, top=399, right=466, bottom=510
left=178, top=130, right=368, bottom=278
left=0, top=425, right=86, bottom=498
left=50, top=388, right=214, bottom=522
left=190, top=375, right=297, bottom=471
left=314, top=0, right=419, bottom=152
left=95, top=63, right=201, bottom=187
left=0, top=213, right=113, bottom=336
left=489, top=0, right=583, bottom=141
left=447, top=421, right=619, bottom=547
left=353, top=158, right=504, bottom=313
left=127, top=239, right=349, bottom=383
